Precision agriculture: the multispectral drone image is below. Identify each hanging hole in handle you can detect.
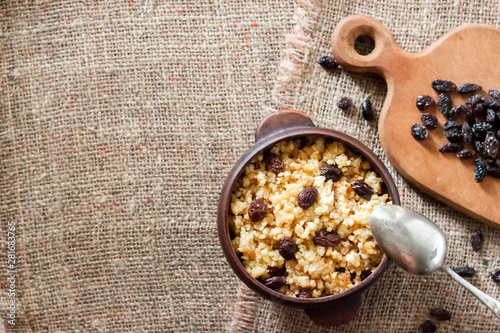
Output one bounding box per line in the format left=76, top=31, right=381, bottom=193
left=354, top=35, right=375, bottom=56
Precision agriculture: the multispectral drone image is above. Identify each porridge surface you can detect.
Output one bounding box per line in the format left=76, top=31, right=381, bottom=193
left=230, top=138, right=391, bottom=297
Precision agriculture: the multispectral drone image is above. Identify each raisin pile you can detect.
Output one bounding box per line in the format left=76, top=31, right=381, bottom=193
left=413, top=80, right=500, bottom=183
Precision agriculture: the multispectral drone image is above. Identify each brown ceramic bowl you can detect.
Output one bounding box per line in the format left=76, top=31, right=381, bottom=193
left=217, top=110, right=400, bottom=326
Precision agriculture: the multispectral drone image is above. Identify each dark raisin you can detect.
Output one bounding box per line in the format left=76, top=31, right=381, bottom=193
left=445, top=127, right=462, bottom=143
left=485, top=97, right=500, bottom=110
left=411, top=124, right=428, bottom=141
left=437, top=93, right=452, bottom=116
left=452, top=266, right=476, bottom=277
left=350, top=272, right=357, bottom=280
left=484, top=131, right=499, bottom=161
left=337, top=97, right=352, bottom=110
left=248, top=198, right=267, bottom=222
left=458, top=83, right=482, bottom=94
left=313, top=229, right=341, bottom=248
left=360, top=270, right=372, bottom=281
left=443, top=120, right=460, bottom=130
left=421, top=320, right=437, bottom=333
left=421, top=113, right=438, bottom=129
left=475, top=141, right=485, bottom=157
left=491, top=268, right=500, bottom=283
left=268, top=266, right=286, bottom=277
left=361, top=99, right=374, bottom=120
left=263, top=276, right=286, bottom=289
left=265, top=152, right=285, bottom=174
left=351, top=180, right=374, bottom=200
left=320, top=164, right=343, bottom=182
left=497, top=128, right=500, bottom=140
left=456, top=149, right=475, bottom=159
left=444, top=106, right=459, bottom=120
left=278, top=237, right=298, bottom=260
left=298, top=289, right=313, bottom=298
left=462, top=123, right=473, bottom=144
left=470, top=230, right=484, bottom=252
left=487, top=165, right=500, bottom=177
left=318, top=56, right=338, bottom=71
left=439, top=142, right=463, bottom=153
left=297, top=186, right=318, bottom=209
left=337, top=267, right=346, bottom=273
left=489, top=89, right=500, bottom=99
left=430, top=308, right=451, bottom=321
left=431, top=79, right=457, bottom=92
left=475, top=158, right=487, bottom=183
left=486, top=109, right=497, bottom=123
left=465, top=94, right=485, bottom=116
left=416, top=95, right=435, bottom=111
left=472, top=122, right=492, bottom=141
left=461, top=105, right=476, bottom=125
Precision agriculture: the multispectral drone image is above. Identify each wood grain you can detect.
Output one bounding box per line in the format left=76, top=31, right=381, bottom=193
left=331, top=15, right=500, bottom=227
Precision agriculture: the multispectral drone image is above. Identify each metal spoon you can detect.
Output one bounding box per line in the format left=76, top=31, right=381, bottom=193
left=369, top=205, right=500, bottom=319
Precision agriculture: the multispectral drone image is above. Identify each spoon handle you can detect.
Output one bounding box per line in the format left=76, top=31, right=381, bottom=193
left=442, top=265, right=500, bottom=319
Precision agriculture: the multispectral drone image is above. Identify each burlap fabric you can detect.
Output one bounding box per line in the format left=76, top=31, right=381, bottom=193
left=232, top=0, right=500, bottom=332
left=0, top=1, right=295, bottom=332
left=0, top=1, right=499, bottom=333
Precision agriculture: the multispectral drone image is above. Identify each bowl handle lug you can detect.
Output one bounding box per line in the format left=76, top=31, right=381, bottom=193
left=254, top=110, right=315, bottom=143
left=304, top=292, right=365, bottom=326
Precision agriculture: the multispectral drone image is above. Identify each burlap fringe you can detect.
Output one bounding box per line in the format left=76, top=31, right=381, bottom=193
left=230, top=285, right=261, bottom=333
left=271, top=0, right=321, bottom=111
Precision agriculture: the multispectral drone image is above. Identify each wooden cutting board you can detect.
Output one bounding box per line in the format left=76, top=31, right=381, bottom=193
left=331, top=15, right=500, bottom=227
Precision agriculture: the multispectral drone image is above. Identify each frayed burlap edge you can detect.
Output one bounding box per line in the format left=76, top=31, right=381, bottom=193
left=270, top=0, right=321, bottom=112
left=230, top=1, right=321, bottom=331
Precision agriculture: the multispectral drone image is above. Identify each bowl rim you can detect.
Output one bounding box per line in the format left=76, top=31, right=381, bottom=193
left=217, top=126, right=401, bottom=307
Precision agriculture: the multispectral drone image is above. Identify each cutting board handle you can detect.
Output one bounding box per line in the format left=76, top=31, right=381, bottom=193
left=331, top=15, right=406, bottom=77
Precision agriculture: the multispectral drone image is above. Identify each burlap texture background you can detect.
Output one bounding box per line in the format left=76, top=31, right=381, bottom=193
left=233, top=0, right=500, bottom=332
left=0, top=1, right=499, bottom=332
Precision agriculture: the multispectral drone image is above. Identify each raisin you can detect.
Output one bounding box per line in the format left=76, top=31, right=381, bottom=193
left=489, top=89, right=500, bottom=99
left=351, top=180, right=374, bottom=200
left=470, top=230, right=484, bottom=252
left=491, top=268, right=500, bottom=283
left=320, top=164, right=343, bottom=182
left=313, top=229, right=341, bottom=248
left=437, top=93, right=452, bottom=116
left=298, top=289, right=313, bottom=298
left=472, top=122, right=492, bottom=141
left=443, top=120, right=460, bottom=130
left=411, top=124, right=428, bottom=141
left=487, top=165, right=500, bottom=177
left=350, top=272, right=357, bottom=280
left=337, top=267, right=346, bottom=273
left=497, top=128, right=500, bottom=140
left=439, top=142, right=463, bottom=153
left=248, top=198, right=267, bottom=222
left=444, top=106, right=459, bottom=120
left=360, top=270, right=372, bottom=281
left=457, top=83, right=482, bottom=94
left=268, top=266, right=286, bottom=277
left=456, top=149, right=475, bottom=159
left=361, top=99, right=374, bottom=120
left=337, top=97, right=352, bottom=110
left=263, top=276, right=286, bottom=289
left=431, top=79, right=457, bottom=92
left=484, top=131, right=499, bottom=161
left=278, top=237, right=298, bottom=260
left=421, top=320, right=437, bottom=333
left=297, top=186, right=318, bottom=209
left=486, top=109, right=497, bottom=123
left=429, top=308, right=451, bottom=321
left=462, top=123, right=473, bottom=144
left=465, top=94, right=485, bottom=116
left=421, top=113, right=438, bottom=129
left=265, top=152, right=285, bottom=174
left=485, top=97, right=500, bottom=110
left=445, top=127, right=462, bottom=143
left=416, top=95, right=435, bottom=111
left=452, top=266, right=476, bottom=277
left=318, top=56, right=338, bottom=71
left=475, top=158, right=487, bottom=183
left=475, top=141, right=485, bottom=157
